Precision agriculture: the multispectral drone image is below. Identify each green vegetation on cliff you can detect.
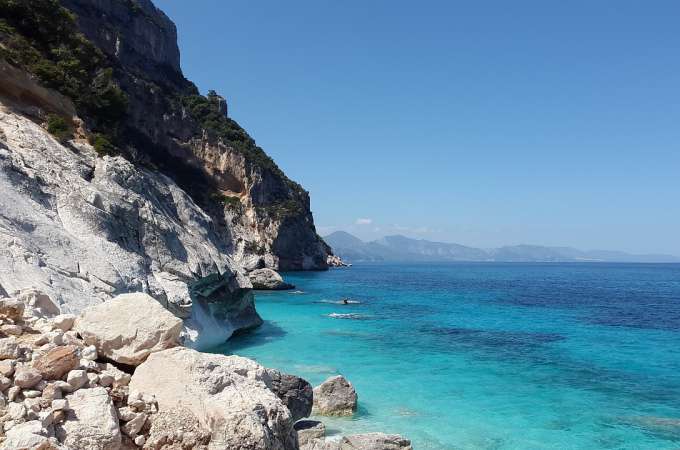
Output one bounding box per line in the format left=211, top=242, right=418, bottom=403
left=0, top=0, right=127, bottom=143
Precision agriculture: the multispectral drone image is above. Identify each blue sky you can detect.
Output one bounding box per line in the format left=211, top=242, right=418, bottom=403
left=156, top=0, right=680, bottom=255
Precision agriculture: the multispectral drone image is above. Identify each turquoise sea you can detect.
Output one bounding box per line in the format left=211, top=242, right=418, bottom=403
left=213, top=263, right=680, bottom=449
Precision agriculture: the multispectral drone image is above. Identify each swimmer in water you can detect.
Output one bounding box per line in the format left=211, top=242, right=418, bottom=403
left=342, top=298, right=349, bottom=305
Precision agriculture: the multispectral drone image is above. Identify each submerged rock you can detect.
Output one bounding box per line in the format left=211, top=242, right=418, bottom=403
left=340, top=433, right=412, bottom=450
left=248, top=268, right=295, bottom=290
left=74, top=293, right=182, bottom=366
left=313, top=375, right=358, bottom=416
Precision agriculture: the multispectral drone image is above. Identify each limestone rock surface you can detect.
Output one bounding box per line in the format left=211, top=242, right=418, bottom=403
left=55, top=387, right=121, bottom=450
left=313, top=375, right=358, bottom=416
left=0, top=106, right=258, bottom=345
left=74, top=293, right=182, bottom=365
left=129, top=347, right=295, bottom=450
left=248, top=268, right=294, bottom=290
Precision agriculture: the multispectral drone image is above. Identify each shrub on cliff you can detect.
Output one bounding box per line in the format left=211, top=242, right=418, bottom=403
left=0, top=0, right=127, bottom=146
left=46, top=114, right=73, bottom=142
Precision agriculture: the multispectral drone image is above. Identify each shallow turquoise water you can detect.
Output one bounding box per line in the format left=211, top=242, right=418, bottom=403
left=212, top=263, right=680, bottom=449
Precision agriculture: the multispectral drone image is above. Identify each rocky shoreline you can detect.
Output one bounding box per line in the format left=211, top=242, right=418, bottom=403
left=0, top=288, right=410, bottom=450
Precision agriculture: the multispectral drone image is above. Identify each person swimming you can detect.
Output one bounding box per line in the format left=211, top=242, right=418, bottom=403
left=342, top=298, right=349, bottom=305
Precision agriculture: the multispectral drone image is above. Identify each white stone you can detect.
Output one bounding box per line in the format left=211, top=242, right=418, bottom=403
left=134, top=435, right=146, bottom=446
left=66, top=369, right=88, bottom=390
left=0, top=108, right=256, bottom=345
left=121, top=412, right=147, bottom=437
left=74, top=293, right=183, bottom=366
left=130, top=347, right=294, bottom=449
left=0, top=420, right=49, bottom=450
left=0, top=337, right=18, bottom=359
left=52, top=399, right=69, bottom=410
left=51, top=314, right=76, bottom=332
left=81, top=345, right=97, bottom=361
left=55, top=387, right=121, bottom=450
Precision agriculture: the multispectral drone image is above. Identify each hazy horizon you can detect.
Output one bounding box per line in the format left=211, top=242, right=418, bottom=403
left=323, top=229, right=680, bottom=258
left=157, top=0, right=680, bottom=256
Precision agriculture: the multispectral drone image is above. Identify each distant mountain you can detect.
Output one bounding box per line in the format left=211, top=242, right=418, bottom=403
left=324, top=232, right=680, bottom=263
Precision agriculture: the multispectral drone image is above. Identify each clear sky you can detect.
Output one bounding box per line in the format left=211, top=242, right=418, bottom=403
left=156, top=0, right=680, bottom=255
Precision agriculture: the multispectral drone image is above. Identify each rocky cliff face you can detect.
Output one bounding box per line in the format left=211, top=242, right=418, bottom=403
left=0, top=0, right=333, bottom=344
left=0, top=99, right=258, bottom=348
left=59, top=0, right=331, bottom=271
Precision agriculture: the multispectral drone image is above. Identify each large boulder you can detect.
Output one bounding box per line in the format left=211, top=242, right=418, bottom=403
left=340, top=433, right=412, bottom=450
left=129, top=347, right=295, bottom=450
left=313, top=375, right=358, bottom=416
left=267, top=369, right=313, bottom=421
left=55, top=387, right=121, bottom=450
left=74, top=293, right=182, bottom=366
left=248, top=268, right=294, bottom=290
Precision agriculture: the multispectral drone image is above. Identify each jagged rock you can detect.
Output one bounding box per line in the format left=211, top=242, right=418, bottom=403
left=51, top=314, right=76, bottom=332
left=0, top=107, right=258, bottom=344
left=129, top=347, right=294, bottom=450
left=340, top=433, right=412, bottom=450
left=13, top=367, right=42, bottom=388
left=313, top=375, right=358, bottom=416
left=74, top=293, right=182, bottom=366
left=145, top=406, right=211, bottom=450
left=60, top=0, right=330, bottom=272
left=66, top=369, right=88, bottom=390
left=266, top=369, right=313, bottom=421
left=327, top=254, right=350, bottom=268
left=248, top=268, right=294, bottom=290
left=121, top=412, right=147, bottom=437
left=0, top=297, right=24, bottom=321
left=0, top=419, right=51, bottom=449
left=55, top=387, right=121, bottom=450
left=14, top=289, right=61, bottom=318
left=0, top=337, right=18, bottom=359
left=295, top=420, right=326, bottom=447
left=32, top=345, right=79, bottom=380
left=0, top=358, right=15, bottom=376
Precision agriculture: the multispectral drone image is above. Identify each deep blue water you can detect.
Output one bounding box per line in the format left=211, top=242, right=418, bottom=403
left=213, top=263, right=680, bottom=449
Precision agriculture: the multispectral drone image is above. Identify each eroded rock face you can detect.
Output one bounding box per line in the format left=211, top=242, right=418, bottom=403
left=129, top=347, right=296, bottom=450
left=313, top=375, right=358, bottom=416
left=0, top=106, right=258, bottom=344
left=248, top=268, right=295, bottom=290
left=58, top=0, right=332, bottom=273
left=266, top=369, right=313, bottom=422
left=295, top=420, right=326, bottom=447
left=74, top=293, right=182, bottom=366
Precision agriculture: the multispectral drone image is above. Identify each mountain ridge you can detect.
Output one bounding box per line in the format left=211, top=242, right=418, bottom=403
left=325, top=231, right=680, bottom=263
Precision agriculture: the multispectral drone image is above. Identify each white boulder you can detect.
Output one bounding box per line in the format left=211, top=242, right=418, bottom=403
left=55, top=387, right=121, bottom=450
left=129, top=347, right=295, bottom=449
left=74, top=293, right=182, bottom=366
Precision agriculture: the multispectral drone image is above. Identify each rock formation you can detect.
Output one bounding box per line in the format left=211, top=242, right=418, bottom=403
left=74, top=294, right=182, bottom=366
left=0, top=105, right=258, bottom=348
left=58, top=0, right=332, bottom=272
left=249, top=268, right=295, bottom=290
left=313, top=375, right=358, bottom=416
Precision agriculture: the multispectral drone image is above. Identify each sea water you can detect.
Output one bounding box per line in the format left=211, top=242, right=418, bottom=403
left=211, top=263, right=680, bottom=449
